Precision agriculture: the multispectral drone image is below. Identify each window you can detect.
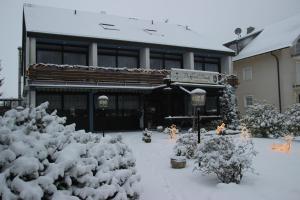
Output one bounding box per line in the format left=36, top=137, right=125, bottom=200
left=64, top=94, right=87, bottom=110
left=205, top=96, right=218, bottom=114
left=97, top=47, right=139, bottom=68
left=36, top=43, right=88, bottom=65
left=36, top=94, right=62, bottom=110
left=150, top=51, right=182, bottom=70
left=244, top=95, right=254, bottom=107
left=243, top=66, right=252, bottom=81
left=194, top=56, right=220, bottom=72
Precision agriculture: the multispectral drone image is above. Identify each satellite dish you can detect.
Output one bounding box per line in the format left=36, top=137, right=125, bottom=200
left=234, top=28, right=242, bottom=37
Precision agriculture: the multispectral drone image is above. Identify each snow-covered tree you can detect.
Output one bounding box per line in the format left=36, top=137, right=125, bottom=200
left=219, top=84, right=239, bottom=129
left=195, top=135, right=257, bottom=184
left=0, top=102, right=140, bottom=200
left=242, top=101, right=284, bottom=137
left=282, top=103, right=300, bottom=136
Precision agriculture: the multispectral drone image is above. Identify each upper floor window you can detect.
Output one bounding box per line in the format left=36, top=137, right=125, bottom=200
left=36, top=43, right=88, bottom=65
left=243, top=66, right=252, bottom=81
left=98, top=48, right=139, bottom=68
left=150, top=51, right=182, bottom=70
left=194, top=56, right=220, bottom=72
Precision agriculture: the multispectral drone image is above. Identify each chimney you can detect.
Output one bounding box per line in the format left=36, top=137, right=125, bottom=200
left=74, top=9, right=77, bottom=15
left=247, top=26, right=255, bottom=34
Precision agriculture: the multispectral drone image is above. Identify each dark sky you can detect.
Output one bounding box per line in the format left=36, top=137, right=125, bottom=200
left=1, top=0, right=300, bottom=97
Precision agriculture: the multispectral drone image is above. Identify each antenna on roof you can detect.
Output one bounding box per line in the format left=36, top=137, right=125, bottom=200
left=74, top=10, right=77, bottom=15
left=151, top=20, right=154, bottom=25
left=234, top=27, right=242, bottom=38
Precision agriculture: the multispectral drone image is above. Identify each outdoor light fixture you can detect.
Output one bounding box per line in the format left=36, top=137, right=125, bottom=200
left=190, top=88, right=206, bottom=143
left=98, top=95, right=109, bottom=137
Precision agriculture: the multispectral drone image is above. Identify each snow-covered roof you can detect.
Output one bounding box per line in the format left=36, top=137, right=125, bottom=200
left=23, top=4, right=233, bottom=53
left=234, top=13, right=300, bottom=61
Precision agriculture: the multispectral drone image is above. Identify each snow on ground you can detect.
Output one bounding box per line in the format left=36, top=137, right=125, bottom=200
left=109, top=131, right=300, bottom=200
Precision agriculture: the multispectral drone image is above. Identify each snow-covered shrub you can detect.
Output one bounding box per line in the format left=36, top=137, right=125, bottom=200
left=219, top=84, right=240, bottom=130
left=195, top=135, right=257, bottom=184
left=142, top=129, right=152, bottom=141
left=241, top=101, right=284, bottom=137
left=0, top=102, right=140, bottom=200
left=282, top=103, right=300, bottom=136
left=156, top=126, right=163, bottom=132
left=173, top=132, right=198, bottom=159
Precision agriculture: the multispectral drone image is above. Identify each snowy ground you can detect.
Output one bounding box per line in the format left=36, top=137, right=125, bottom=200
left=110, top=131, right=300, bottom=200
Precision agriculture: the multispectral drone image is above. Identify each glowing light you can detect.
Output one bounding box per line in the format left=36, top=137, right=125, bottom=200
left=271, top=135, right=293, bottom=153
left=216, top=123, right=225, bottom=135
left=169, top=124, right=177, bottom=139
left=240, top=127, right=252, bottom=140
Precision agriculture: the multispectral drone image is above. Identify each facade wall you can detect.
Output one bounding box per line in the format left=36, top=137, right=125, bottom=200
left=233, top=47, right=298, bottom=114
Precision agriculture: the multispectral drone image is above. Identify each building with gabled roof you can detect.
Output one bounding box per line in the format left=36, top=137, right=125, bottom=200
left=225, top=13, right=300, bottom=114
left=22, top=4, right=234, bottom=131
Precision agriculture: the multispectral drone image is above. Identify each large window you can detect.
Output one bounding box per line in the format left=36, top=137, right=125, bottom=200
left=98, top=48, right=139, bottom=68
left=150, top=52, right=182, bottom=70
left=36, top=43, right=88, bottom=65
left=205, top=96, right=218, bottom=114
left=36, top=94, right=62, bottom=111
left=194, top=56, right=220, bottom=72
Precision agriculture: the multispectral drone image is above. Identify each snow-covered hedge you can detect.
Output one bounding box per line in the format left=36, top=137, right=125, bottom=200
left=0, top=102, right=140, bottom=200
left=242, top=102, right=284, bottom=137
left=195, top=135, right=256, bottom=184
left=282, top=103, right=300, bottom=136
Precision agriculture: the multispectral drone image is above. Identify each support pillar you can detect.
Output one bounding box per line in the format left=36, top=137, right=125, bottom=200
left=89, top=42, right=98, bottom=66
left=29, top=90, right=36, bottom=108
left=88, top=92, right=94, bottom=132
left=221, top=56, right=233, bottom=74
left=183, top=52, right=194, bottom=70
left=140, top=48, right=150, bottom=69
left=29, top=37, right=36, bottom=65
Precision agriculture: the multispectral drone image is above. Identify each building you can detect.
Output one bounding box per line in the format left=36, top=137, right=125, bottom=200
left=21, top=4, right=234, bottom=131
left=224, top=13, right=300, bottom=114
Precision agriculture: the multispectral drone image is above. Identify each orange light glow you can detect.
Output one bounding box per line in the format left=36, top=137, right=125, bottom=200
left=169, top=124, right=177, bottom=139
left=216, top=123, right=225, bottom=135
left=271, top=135, right=293, bottom=153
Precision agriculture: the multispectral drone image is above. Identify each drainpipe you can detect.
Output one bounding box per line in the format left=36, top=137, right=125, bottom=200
left=271, top=51, right=282, bottom=112
left=18, top=47, right=22, bottom=106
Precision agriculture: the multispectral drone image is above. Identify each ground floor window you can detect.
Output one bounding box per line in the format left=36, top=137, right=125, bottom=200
left=244, top=95, right=254, bottom=107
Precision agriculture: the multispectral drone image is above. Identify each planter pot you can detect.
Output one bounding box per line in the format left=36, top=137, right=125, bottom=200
left=170, top=156, right=186, bottom=169
left=144, top=138, right=151, bottom=143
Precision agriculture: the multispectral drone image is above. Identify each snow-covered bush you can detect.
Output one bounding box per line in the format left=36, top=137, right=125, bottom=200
left=142, top=129, right=152, bottom=142
left=173, top=132, right=198, bottom=159
left=195, top=135, right=257, bottom=184
left=219, top=84, right=240, bottom=129
left=0, top=102, right=140, bottom=200
left=156, top=126, right=163, bottom=132
left=242, top=101, right=284, bottom=137
left=282, top=103, right=300, bottom=136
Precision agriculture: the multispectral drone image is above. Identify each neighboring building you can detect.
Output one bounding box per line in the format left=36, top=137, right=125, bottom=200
left=22, top=4, right=234, bottom=131
left=224, top=13, right=300, bottom=114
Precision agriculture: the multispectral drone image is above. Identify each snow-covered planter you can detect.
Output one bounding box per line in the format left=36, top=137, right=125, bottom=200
left=156, top=126, right=163, bottom=132
left=170, top=156, right=186, bottom=169
left=282, top=103, right=300, bottom=136
left=195, top=135, right=257, bottom=184
left=242, top=101, right=284, bottom=137
left=173, top=132, right=198, bottom=159
left=0, top=102, right=141, bottom=200
left=142, top=129, right=152, bottom=143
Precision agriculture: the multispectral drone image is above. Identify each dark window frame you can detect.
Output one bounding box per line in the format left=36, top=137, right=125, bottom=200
left=150, top=51, right=183, bottom=70
left=36, top=42, right=89, bottom=65
left=194, top=56, right=221, bottom=72
left=97, top=47, right=140, bottom=68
